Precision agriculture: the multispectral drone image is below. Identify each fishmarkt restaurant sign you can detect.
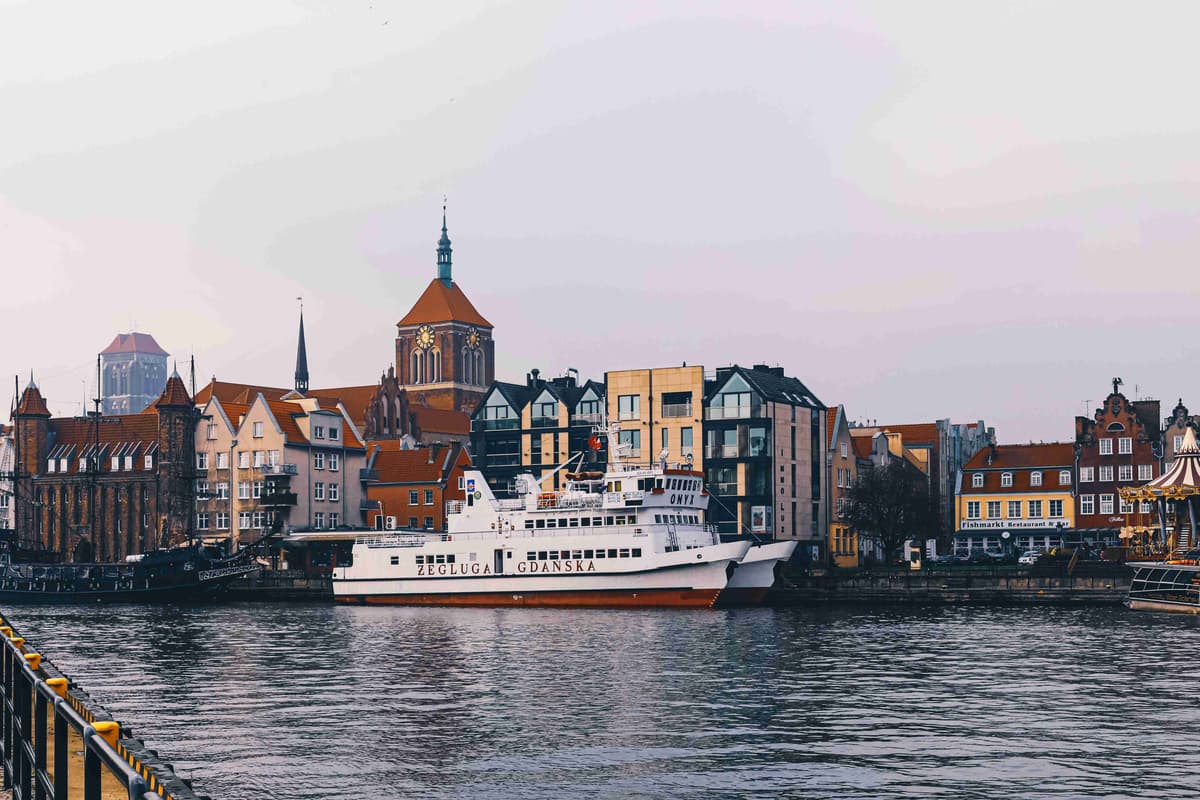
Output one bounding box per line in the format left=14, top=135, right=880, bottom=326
left=960, top=519, right=1069, bottom=531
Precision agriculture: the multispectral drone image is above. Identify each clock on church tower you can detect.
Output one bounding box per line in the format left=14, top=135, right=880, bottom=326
left=394, top=207, right=495, bottom=414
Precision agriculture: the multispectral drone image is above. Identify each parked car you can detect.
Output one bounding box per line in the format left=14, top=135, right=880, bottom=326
left=1017, top=550, right=1040, bottom=566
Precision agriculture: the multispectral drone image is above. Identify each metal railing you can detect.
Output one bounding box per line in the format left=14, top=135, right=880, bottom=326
left=0, top=614, right=205, bottom=800
left=660, top=403, right=693, bottom=418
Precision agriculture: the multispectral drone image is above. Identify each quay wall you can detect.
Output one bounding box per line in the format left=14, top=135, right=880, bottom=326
left=772, top=569, right=1131, bottom=606
left=0, top=613, right=208, bottom=800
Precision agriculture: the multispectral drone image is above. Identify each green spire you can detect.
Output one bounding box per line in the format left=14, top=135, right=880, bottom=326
left=437, top=198, right=452, bottom=286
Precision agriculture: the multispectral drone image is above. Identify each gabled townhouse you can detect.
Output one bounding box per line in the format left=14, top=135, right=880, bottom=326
left=361, top=441, right=471, bottom=531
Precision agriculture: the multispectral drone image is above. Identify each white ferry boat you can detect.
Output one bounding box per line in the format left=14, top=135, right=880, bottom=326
left=333, top=430, right=794, bottom=609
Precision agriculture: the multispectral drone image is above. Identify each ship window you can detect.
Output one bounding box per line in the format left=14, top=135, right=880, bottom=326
left=593, top=517, right=602, bottom=526
left=655, top=514, right=662, bottom=523
left=546, top=519, right=557, bottom=528
left=527, top=552, right=536, bottom=561
left=608, top=549, right=618, bottom=558
left=535, top=519, right=545, bottom=529
left=469, top=552, right=477, bottom=562
left=571, top=550, right=583, bottom=559
left=435, top=555, right=446, bottom=564
left=548, top=551, right=559, bottom=560
left=538, top=551, right=548, bottom=560
left=447, top=554, right=455, bottom=564
left=632, top=548, right=642, bottom=557
left=584, top=549, right=594, bottom=559
left=605, top=516, right=615, bottom=526
left=595, top=550, right=606, bottom=558
left=619, top=549, right=630, bottom=558
left=416, top=556, right=424, bottom=564
left=581, top=517, right=591, bottom=527
left=569, top=518, right=579, bottom=527
left=390, top=556, right=399, bottom=565
left=524, top=520, right=534, bottom=529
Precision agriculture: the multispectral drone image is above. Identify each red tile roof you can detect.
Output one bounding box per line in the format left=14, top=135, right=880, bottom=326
left=397, top=279, right=492, bottom=328
left=46, top=413, right=162, bottom=475
left=960, top=443, right=1075, bottom=495
left=878, top=423, right=939, bottom=446
left=413, top=406, right=470, bottom=437
left=16, top=385, right=50, bottom=416
left=826, top=408, right=839, bottom=449
left=100, top=332, right=168, bottom=356
left=371, top=445, right=470, bottom=484
left=155, top=374, right=192, bottom=407
left=309, top=385, right=378, bottom=429
left=263, top=399, right=308, bottom=443
left=851, top=435, right=874, bottom=459
left=194, top=380, right=291, bottom=406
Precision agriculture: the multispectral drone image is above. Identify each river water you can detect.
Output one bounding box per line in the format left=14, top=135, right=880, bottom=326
left=3, top=602, right=1198, bottom=799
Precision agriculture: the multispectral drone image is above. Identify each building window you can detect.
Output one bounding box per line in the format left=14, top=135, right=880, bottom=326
left=216, top=452, right=229, bottom=470
left=329, top=426, right=339, bottom=440
left=967, top=501, right=981, bottom=520
left=1118, top=437, right=1132, bottom=455
left=314, top=425, right=325, bottom=440
left=216, top=512, right=229, bottom=530
left=329, top=483, right=339, bottom=502
left=1099, top=438, right=1113, bottom=455
left=329, top=453, right=339, bottom=471
left=1079, top=467, right=1093, bottom=483
left=196, top=481, right=209, bottom=500
left=314, top=482, right=325, bottom=501
left=254, top=451, right=264, bottom=468
left=314, top=452, right=325, bottom=470
left=423, top=516, right=434, bottom=530
left=252, top=511, right=265, bottom=529
left=1000, top=472, right=1013, bottom=488
left=681, top=427, right=694, bottom=457
left=1099, top=465, right=1113, bottom=482
left=1175, top=435, right=1184, bottom=451
left=314, top=512, right=325, bottom=530
left=618, top=429, right=641, bottom=457
left=424, top=489, right=434, bottom=505
left=111, top=456, right=120, bottom=472
left=238, top=481, right=250, bottom=500
left=617, top=395, right=640, bottom=421
left=253, top=421, right=264, bottom=438
left=1100, top=494, right=1114, bottom=515
left=1118, top=464, right=1133, bottom=482
left=1059, top=470, right=1071, bottom=485
left=1081, top=495, right=1095, bottom=515
left=408, top=517, right=418, bottom=528
left=1119, top=498, right=1134, bottom=514
left=216, top=482, right=229, bottom=500
left=1049, top=499, right=1063, bottom=518
left=1138, top=464, right=1153, bottom=481
left=1028, top=500, right=1043, bottom=518
left=238, top=451, right=250, bottom=469
left=196, top=512, right=209, bottom=530
left=840, top=442, right=848, bottom=458
left=1030, top=471, right=1042, bottom=487
left=207, top=423, right=217, bottom=440
left=1140, top=502, right=1153, bottom=514
left=661, top=428, right=669, bottom=452
left=409, top=490, right=419, bottom=505
left=196, top=452, right=209, bottom=470
left=986, top=501, right=1001, bottom=519
left=330, top=512, right=340, bottom=528
left=1008, top=500, right=1022, bottom=518
left=239, top=511, right=251, bottom=529
left=253, top=481, right=264, bottom=499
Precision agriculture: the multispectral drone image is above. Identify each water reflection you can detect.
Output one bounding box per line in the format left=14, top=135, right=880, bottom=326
left=7, top=603, right=1200, bottom=799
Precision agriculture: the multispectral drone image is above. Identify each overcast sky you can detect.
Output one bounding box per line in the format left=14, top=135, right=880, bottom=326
left=3, top=1, right=1199, bottom=442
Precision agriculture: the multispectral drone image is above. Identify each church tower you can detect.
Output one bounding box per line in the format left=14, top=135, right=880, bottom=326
left=395, top=205, right=494, bottom=413
left=100, top=332, right=169, bottom=415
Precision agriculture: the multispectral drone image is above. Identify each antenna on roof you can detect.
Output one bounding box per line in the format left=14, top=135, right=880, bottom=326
left=190, top=353, right=196, bottom=398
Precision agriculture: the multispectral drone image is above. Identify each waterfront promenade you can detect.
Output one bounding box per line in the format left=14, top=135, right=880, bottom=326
left=3, top=601, right=1198, bottom=799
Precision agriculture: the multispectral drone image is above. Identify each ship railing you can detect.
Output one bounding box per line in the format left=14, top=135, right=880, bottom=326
left=356, top=534, right=428, bottom=548
left=0, top=613, right=206, bottom=800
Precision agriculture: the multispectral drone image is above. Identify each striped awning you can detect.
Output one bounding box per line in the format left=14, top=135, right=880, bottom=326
left=1121, top=426, right=1200, bottom=501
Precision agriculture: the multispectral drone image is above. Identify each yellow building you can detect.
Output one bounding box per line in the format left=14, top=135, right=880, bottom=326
left=955, top=442, right=1076, bottom=554
left=827, top=405, right=861, bottom=568
left=604, top=366, right=704, bottom=470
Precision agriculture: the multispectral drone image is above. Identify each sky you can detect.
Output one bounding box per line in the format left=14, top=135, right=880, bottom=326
left=2, top=1, right=1199, bottom=442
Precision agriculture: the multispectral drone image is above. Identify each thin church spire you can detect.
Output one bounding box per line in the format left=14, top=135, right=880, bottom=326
left=437, top=197, right=453, bottom=286
left=295, top=298, right=309, bottom=394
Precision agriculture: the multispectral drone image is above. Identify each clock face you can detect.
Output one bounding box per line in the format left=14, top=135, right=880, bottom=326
left=466, top=328, right=482, bottom=349
left=416, top=324, right=435, bottom=350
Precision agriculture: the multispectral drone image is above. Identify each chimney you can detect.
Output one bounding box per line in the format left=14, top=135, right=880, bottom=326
left=428, top=443, right=442, bottom=465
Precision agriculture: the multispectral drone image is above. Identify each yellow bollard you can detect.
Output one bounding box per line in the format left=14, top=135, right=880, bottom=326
left=0, top=627, right=12, bottom=638
left=11, top=637, right=24, bottom=652
left=47, top=677, right=67, bottom=698
left=93, top=721, right=120, bottom=749
left=24, top=653, right=41, bottom=671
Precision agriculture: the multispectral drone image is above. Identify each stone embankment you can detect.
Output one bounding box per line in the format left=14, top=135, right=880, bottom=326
left=771, top=565, right=1131, bottom=606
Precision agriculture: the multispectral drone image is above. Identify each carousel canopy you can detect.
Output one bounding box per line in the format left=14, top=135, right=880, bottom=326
left=1121, top=426, right=1200, bottom=502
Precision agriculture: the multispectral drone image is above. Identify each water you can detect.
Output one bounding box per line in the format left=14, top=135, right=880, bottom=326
left=3, top=602, right=1199, bottom=799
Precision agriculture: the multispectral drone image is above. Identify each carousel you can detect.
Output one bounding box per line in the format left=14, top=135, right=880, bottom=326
left=1120, top=425, right=1200, bottom=613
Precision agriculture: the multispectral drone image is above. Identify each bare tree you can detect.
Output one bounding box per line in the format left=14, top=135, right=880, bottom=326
left=845, top=460, right=937, bottom=564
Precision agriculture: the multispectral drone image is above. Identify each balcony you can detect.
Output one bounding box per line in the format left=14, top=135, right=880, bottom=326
left=704, top=404, right=762, bottom=420
left=709, top=481, right=738, bottom=495
left=474, top=419, right=519, bottom=432
left=705, top=445, right=739, bottom=459
left=530, top=417, right=559, bottom=429
left=572, top=413, right=603, bottom=425
left=486, top=454, right=521, bottom=467
left=260, top=491, right=298, bottom=507
left=660, top=403, right=693, bottom=419
left=257, top=463, right=298, bottom=476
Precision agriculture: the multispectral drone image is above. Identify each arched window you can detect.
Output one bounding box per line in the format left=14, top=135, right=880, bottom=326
left=411, top=350, right=422, bottom=384
left=474, top=351, right=484, bottom=385
left=431, top=349, right=441, bottom=383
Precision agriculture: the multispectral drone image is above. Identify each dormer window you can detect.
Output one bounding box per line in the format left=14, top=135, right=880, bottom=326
left=314, top=425, right=325, bottom=440
left=1059, top=470, right=1071, bottom=485
left=1030, top=471, right=1042, bottom=487
left=329, top=426, right=339, bottom=440
left=46, top=460, right=55, bottom=474
left=59, top=458, right=68, bottom=472
left=144, top=454, right=153, bottom=470
left=1000, top=472, right=1013, bottom=487
left=111, top=456, right=121, bottom=472
left=971, top=473, right=983, bottom=488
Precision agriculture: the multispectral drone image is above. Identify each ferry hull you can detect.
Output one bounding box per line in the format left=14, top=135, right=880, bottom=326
left=337, top=586, right=721, bottom=609
left=1127, top=598, right=1200, bottom=614
left=715, top=541, right=797, bottom=607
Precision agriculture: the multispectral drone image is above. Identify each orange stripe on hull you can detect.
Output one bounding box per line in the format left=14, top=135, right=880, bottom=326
left=714, top=587, right=770, bottom=607
left=336, top=587, right=721, bottom=609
